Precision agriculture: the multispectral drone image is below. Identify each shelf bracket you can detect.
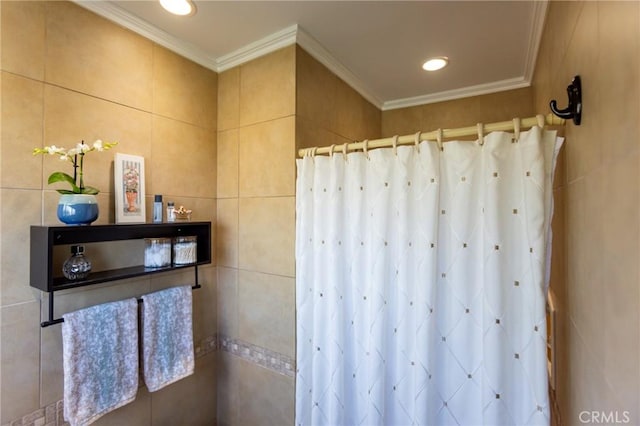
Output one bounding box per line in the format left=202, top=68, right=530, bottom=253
left=41, top=265, right=203, bottom=328
left=41, top=292, right=65, bottom=327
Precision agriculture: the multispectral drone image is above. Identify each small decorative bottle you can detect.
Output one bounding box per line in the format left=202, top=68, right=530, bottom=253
left=153, top=195, right=163, bottom=223
left=167, top=201, right=176, bottom=222
left=62, top=245, right=92, bottom=280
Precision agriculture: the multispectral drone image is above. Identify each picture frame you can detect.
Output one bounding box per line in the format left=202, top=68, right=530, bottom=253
left=114, top=153, right=146, bottom=223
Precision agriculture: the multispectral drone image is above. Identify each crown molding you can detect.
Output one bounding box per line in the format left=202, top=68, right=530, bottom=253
left=523, top=0, right=549, bottom=83
left=295, top=27, right=383, bottom=109
left=73, top=0, right=218, bottom=71
left=382, top=77, right=531, bottom=111
left=216, top=24, right=298, bottom=72
left=74, top=1, right=546, bottom=112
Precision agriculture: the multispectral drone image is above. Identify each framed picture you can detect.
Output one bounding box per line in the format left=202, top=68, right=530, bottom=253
left=114, top=153, right=146, bottom=223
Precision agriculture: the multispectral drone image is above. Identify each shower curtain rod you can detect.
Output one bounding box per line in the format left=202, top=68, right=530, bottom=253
left=297, top=113, right=565, bottom=158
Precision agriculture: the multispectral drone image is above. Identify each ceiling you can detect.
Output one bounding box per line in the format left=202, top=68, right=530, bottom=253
left=76, top=1, right=548, bottom=111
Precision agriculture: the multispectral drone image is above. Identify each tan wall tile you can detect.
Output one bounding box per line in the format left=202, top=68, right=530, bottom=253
left=45, top=2, right=153, bottom=111
left=1, top=72, right=44, bottom=189
left=150, top=354, right=216, bottom=424
left=560, top=2, right=601, bottom=183
left=216, top=352, right=240, bottom=426
left=191, top=266, right=217, bottom=343
left=597, top=1, right=640, bottom=164
left=93, top=388, right=151, bottom=426
left=567, top=323, right=608, bottom=421
left=1, top=301, right=41, bottom=424
left=334, top=77, right=380, bottom=141
left=238, top=270, right=295, bottom=357
left=218, top=68, right=240, bottom=131
left=40, top=317, right=64, bottom=407
left=42, top=84, right=152, bottom=196
left=296, top=46, right=337, bottom=131
left=602, top=152, right=640, bottom=409
left=1, top=1, right=46, bottom=80
left=217, top=129, right=239, bottom=198
left=152, top=46, right=217, bottom=129
left=533, top=2, right=640, bottom=421
left=170, top=196, right=216, bottom=224
left=380, top=105, right=422, bottom=139
left=382, top=88, right=534, bottom=138
left=0, top=2, right=220, bottom=424
left=238, top=116, right=295, bottom=197
left=216, top=198, right=239, bottom=268
left=239, top=45, right=295, bottom=126
left=237, top=357, right=294, bottom=426
left=151, top=116, right=216, bottom=198
left=296, top=116, right=350, bottom=152
left=217, top=267, right=238, bottom=338
left=238, top=197, right=295, bottom=277
left=566, top=172, right=604, bottom=364
left=296, top=45, right=380, bottom=146
left=1, top=189, right=42, bottom=306
left=534, top=2, right=640, bottom=420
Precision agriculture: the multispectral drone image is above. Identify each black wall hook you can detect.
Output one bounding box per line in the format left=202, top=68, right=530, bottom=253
left=550, top=75, right=582, bottom=125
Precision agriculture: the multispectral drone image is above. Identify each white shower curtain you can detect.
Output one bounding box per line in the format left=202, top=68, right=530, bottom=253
left=295, top=126, right=563, bottom=426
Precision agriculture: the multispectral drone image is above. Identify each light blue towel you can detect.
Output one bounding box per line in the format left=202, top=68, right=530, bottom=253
left=141, top=285, right=194, bottom=392
left=62, top=298, right=139, bottom=426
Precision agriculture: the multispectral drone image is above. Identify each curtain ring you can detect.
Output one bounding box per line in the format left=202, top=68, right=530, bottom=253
left=477, top=123, right=484, bottom=146
left=436, top=128, right=443, bottom=151
left=329, top=144, right=336, bottom=157
left=414, top=131, right=421, bottom=153
left=513, top=118, right=521, bottom=142
left=311, top=147, right=318, bottom=158
left=536, top=114, right=546, bottom=129
left=342, top=142, right=349, bottom=162
left=363, top=139, right=370, bottom=160
left=392, top=135, right=399, bottom=156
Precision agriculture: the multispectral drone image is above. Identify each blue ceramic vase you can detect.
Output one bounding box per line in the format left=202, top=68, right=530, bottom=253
left=57, top=194, right=99, bottom=225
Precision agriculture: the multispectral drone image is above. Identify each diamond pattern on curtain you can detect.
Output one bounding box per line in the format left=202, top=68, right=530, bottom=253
left=295, top=128, right=563, bottom=426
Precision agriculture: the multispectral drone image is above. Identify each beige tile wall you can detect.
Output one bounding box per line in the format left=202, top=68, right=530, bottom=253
left=216, top=44, right=298, bottom=426
left=296, top=46, right=381, bottom=150
left=0, top=2, right=217, bottom=424
left=382, top=87, right=535, bottom=137
left=532, top=1, right=640, bottom=424
left=215, top=44, right=381, bottom=426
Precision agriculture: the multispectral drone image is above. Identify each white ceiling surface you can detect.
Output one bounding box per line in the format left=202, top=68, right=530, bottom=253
left=77, top=1, right=548, bottom=110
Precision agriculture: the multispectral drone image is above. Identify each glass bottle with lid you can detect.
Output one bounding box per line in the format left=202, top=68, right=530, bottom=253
left=173, top=236, right=197, bottom=265
left=62, top=245, right=92, bottom=280
left=144, top=237, right=172, bottom=268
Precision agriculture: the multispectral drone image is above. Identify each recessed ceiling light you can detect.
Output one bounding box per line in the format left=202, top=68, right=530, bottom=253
left=422, top=57, right=449, bottom=72
left=159, top=0, right=196, bottom=16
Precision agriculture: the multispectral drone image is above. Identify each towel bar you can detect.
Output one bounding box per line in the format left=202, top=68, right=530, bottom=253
left=41, top=268, right=202, bottom=327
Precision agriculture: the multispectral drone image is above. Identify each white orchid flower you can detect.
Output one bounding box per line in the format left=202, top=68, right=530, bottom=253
left=33, top=139, right=117, bottom=194
left=46, top=145, right=63, bottom=155
left=77, top=142, right=91, bottom=153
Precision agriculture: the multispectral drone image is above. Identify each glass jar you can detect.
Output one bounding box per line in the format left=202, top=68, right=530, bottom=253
left=62, top=245, right=92, bottom=280
left=173, top=236, right=197, bottom=265
left=144, top=238, right=172, bottom=268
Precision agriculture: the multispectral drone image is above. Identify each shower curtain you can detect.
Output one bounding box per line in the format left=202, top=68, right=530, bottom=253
left=295, top=126, right=563, bottom=426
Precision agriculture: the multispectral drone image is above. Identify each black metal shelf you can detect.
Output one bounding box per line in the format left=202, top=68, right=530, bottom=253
left=30, top=222, right=211, bottom=327
left=49, top=262, right=209, bottom=291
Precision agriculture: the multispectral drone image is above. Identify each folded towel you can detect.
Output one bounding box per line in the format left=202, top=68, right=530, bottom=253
left=141, top=285, right=194, bottom=392
left=62, top=298, right=139, bottom=426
